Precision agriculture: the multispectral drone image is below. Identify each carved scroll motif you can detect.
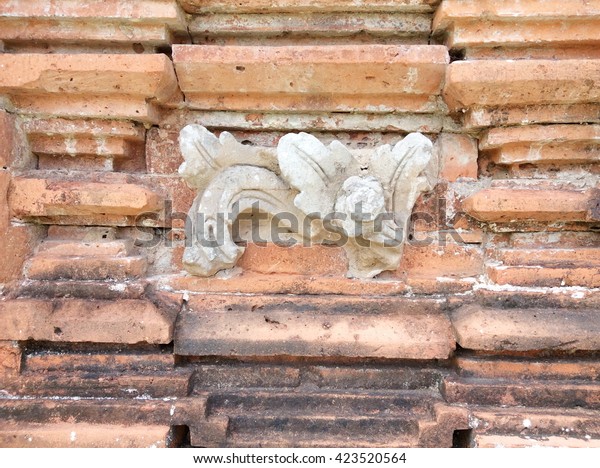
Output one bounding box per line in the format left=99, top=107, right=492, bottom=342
left=179, top=124, right=437, bottom=279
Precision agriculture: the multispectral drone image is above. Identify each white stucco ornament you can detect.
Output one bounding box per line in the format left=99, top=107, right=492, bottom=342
left=179, top=124, right=437, bottom=279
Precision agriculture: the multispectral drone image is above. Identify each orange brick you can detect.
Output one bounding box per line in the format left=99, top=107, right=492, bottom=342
left=237, top=243, right=348, bottom=276
left=0, top=341, right=21, bottom=375
left=0, top=423, right=175, bottom=448
left=399, top=242, right=483, bottom=279
left=0, top=299, right=174, bottom=344
left=444, top=60, right=600, bottom=111
left=486, top=264, right=600, bottom=288
left=436, top=133, right=478, bottom=181
left=462, top=187, right=599, bottom=223
left=493, top=247, right=600, bottom=267
left=480, top=124, right=600, bottom=165
left=434, top=1, right=600, bottom=58
left=173, top=45, right=448, bottom=112
left=176, top=295, right=455, bottom=359
left=0, top=54, right=180, bottom=122
left=451, top=305, right=600, bottom=352
left=0, top=110, right=15, bottom=168
left=9, top=177, right=162, bottom=218
left=145, top=127, right=183, bottom=174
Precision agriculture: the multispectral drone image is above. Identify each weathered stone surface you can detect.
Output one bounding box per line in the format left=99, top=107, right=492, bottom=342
left=0, top=54, right=180, bottom=121
left=188, top=12, right=432, bottom=44
left=476, top=434, right=600, bottom=448
left=26, top=255, right=148, bottom=281
left=176, top=295, right=455, bottom=359
left=179, top=125, right=436, bottom=278
left=179, top=0, right=440, bottom=14
left=0, top=110, right=15, bottom=168
left=444, top=60, right=600, bottom=111
left=173, top=45, right=448, bottom=112
left=451, top=305, right=600, bottom=352
left=0, top=299, right=174, bottom=344
left=10, top=177, right=161, bottom=218
left=462, top=187, right=599, bottom=223
left=0, top=423, right=175, bottom=448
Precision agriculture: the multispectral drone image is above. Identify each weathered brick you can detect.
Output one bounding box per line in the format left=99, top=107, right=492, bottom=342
left=480, top=124, right=600, bottom=165
left=0, top=299, right=174, bottom=344
left=399, top=241, right=483, bottom=279
left=0, top=110, right=15, bottom=168
left=462, top=187, right=599, bottom=223
left=476, top=434, right=600, bottom=448
left=444, top=60, right=600, bottom=111
left=0, top=54, right=180, bottom=122
left=464, top=103, right=600, bottom=129
left=167, top=272, right=409, bottom=295
left=0, top=341, right=21, bottom=375
left=146, top=127, right=183, bottom=174
left=434, top=1, right=600, bottom=59
left=10, top=177, right=162, bottom=218
left=486, top=264, right=600, bottom=288
left=457, top=356, right=600, bottom=381
left=26, top=255, right=148, bottom=281
left=0, top=423, right=175, bottom=448
left=179, top=0, right=439, bottom=14
left=237, top=243, right=348, bottom=276
left=451, top=305, right=600, bottom=352
left=173, top=45, right=448, bottom=112
left=176, top=295, right=455, bottom=359
left=436, top=133, right=478, bottom=181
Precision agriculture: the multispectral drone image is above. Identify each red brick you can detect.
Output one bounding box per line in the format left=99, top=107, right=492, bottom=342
left=0, top=423, right=175, bottom=448
left=176, top=295, right=455, bottom=359
left=166, top=272, right=409, bottom=295
left=0, top=341, right=21, bottom=375
left=464, top=103, right=600, bottom=129
left=444, top=60, right=600, bottom=111
left=10, top=177, right=162, bottom=218
left=451, top=305, right=600, bottom=352
left=146, top=127, right=183, bottom=174
left=0, top=299, right=174, bottom=344
left=179, top=0, right=439, bottom=14
left=173, top=45, right=448, bottom=112
left=0, top=54, right=180, bottom=122
left=26, top=255, right=148, bottom=281
left=480, top=124, right=600, bottom=165
left=457, top=356, right=600, bottom=381
left=436, top=133, right=478, bottom=181
left=462, top=187, right=599, bottom=223
left=0, top=110, right=15, bottom=168
left=486, top=264, right=600, bottom=288
left=399, top=241, right=484, bottom=279
left=238, top=243, right=348, bottom=276
left=434, top=1, right=600, bottom=59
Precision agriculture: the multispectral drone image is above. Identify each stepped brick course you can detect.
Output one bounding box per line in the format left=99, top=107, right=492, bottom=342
left=0, top=0, right=599, bottom=449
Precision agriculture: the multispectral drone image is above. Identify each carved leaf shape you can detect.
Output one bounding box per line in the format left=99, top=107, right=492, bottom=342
left=277, top=132, right=359, bottom=216
left=370, top=133, right=435, bottom=225
left=178, top=124, right=224, bottom=190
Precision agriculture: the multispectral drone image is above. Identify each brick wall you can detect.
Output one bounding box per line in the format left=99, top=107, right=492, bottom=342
left=0, top=0, right=599, bottom=448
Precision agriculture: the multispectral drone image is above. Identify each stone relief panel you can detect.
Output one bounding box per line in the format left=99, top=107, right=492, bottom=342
left=179, top=124, right=437, bottom=278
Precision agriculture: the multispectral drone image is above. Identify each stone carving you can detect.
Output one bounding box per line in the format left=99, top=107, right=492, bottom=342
left=179, top=124, right=437, bottom=278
